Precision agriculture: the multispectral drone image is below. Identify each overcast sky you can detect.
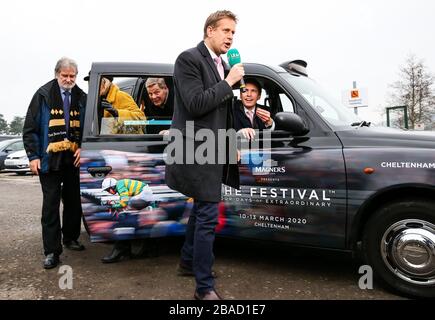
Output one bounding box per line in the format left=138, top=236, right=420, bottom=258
left=1, top=0, right=434, bottom=124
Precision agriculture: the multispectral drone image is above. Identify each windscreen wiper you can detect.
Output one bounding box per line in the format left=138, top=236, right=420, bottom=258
left=351, top=120, right=371, bottom=128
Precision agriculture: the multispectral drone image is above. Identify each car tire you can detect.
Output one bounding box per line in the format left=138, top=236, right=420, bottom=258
left=362, top=198, right=435, bottom=299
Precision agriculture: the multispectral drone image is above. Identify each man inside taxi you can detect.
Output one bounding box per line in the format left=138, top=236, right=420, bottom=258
left=142, top=77, right=173, bottom=135
left=233, top=78, right=275, bottom=140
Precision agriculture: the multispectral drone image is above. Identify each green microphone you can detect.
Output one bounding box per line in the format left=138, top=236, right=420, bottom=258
left=227, top=48, right=246, bottom=92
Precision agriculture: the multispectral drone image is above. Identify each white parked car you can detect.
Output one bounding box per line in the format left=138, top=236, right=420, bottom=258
left=4, top=150, right=30, bottom=175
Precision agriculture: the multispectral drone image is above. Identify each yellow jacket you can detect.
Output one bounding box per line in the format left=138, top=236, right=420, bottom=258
left=104, top=84, right=146, bottom=120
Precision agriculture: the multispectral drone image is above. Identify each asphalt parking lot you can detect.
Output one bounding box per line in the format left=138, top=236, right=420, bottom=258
left=0, top=172, right=403, bottom=300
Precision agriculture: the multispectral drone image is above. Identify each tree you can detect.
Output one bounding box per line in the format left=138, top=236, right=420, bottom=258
left=0, top=114, right=8, bottom=134
left=388, top=54, right=435, bottom=130
left=8, top=116, right=24, bottom=135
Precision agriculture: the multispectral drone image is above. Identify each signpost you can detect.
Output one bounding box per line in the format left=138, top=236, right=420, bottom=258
left=386, top=105, right=408, bottom=129
left=342, top=81, right=368, bottom=115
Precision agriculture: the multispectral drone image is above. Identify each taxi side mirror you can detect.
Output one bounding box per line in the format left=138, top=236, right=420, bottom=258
left=274, top=112, right=309, bottom=136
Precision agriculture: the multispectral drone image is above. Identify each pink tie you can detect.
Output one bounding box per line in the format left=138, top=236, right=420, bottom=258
left=246, top=110, right=254, bottom=126
left=214, top=56, right=225, bottom=80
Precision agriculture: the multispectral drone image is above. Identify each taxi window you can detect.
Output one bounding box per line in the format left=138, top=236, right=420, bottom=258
left=97, top=76, right=174, bottom=136
left=279, top=93, right=294, bottom=113
left=232, top=77, right=295, bottom=117
left=98, top=76, right=146, bottom=135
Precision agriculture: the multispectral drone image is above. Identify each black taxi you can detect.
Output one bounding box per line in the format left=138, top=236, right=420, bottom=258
left=80, top=61, right=435, bottom=298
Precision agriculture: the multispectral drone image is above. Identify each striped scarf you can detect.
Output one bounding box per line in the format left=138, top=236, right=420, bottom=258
left=46, top=82, right=81, bottom=153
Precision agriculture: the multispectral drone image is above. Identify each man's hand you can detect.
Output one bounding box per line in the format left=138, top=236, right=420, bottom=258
left=159, top=130, right=170, bottom=136
left=73, top=148, right=81, bottom=167
left=225, top=63, right=245, bottom=87
left=238, top=128, right=256, bottom=140
left=256, top=108, right=273, bottom=127
left=30, top=159, right=40, bottom=175
left=101, top=100, right=119, bottom=117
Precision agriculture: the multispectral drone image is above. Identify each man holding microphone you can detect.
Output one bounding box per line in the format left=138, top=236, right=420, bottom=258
left=166, top=10, right=244, bottom=300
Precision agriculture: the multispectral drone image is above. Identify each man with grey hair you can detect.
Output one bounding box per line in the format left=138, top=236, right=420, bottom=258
left=143, top=77, right=173, bottom=134
left=23, top=57, right=87, bottom=269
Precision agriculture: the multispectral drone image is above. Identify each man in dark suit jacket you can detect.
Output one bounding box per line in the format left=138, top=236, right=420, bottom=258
left=233, top=78, right=275, bottom=140
left=165, top=10, right=244, bottom=300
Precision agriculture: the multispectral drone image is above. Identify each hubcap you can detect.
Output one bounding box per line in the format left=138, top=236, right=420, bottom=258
left=381, top=219, right=435, bottom=285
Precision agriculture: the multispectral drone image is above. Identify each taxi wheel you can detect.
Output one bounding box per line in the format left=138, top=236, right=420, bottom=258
left=362, top=199, right=435, bottom=298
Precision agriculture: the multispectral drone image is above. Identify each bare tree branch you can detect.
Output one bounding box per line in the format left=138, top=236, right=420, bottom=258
left=388, top=54, right=435, bottom=129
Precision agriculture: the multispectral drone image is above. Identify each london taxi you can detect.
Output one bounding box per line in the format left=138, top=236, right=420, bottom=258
left=79, top=60, right=435, bottom=298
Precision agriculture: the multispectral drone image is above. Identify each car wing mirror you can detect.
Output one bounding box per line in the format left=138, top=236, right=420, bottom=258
left=274, top=112, right=309, bottom=136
